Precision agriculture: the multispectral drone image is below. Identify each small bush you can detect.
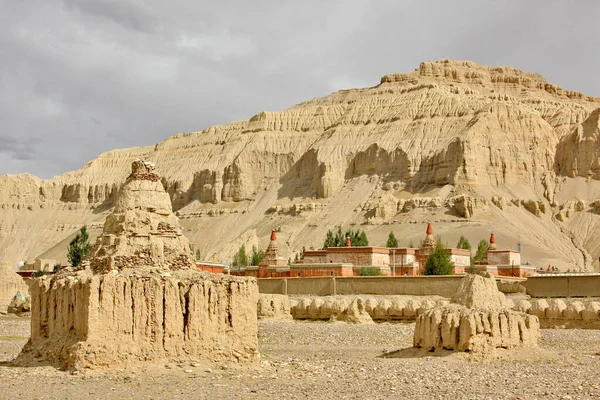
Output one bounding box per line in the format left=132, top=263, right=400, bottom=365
left=358, top=267, right=383, bottom=276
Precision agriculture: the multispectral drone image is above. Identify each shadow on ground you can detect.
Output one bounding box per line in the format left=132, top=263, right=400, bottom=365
left=378, top=347, right=454, bottom=359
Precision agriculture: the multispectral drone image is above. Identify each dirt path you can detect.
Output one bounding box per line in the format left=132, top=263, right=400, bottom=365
left=1, top=315, right=599, bottom=399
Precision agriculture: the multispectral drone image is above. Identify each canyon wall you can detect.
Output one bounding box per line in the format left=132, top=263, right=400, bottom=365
left=2, top=60, right=600, bottom=271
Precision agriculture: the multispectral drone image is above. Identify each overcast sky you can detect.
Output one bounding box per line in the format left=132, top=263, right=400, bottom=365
left=1, top=1, right=599, bottom=178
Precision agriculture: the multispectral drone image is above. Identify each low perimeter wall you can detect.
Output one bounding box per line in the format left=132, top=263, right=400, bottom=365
left=258, top=276, right=526, bottom=297
left=524, top=275, right=600, bottom=297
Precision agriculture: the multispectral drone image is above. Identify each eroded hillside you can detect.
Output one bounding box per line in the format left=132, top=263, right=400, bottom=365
left=2, top=59, right=600, bottom=271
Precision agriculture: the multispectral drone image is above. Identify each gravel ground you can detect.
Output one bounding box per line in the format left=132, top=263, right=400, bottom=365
left=1, top=315, right=600, bottom=399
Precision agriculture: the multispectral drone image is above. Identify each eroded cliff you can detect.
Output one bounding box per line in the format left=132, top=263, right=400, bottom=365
left=2, top=60, right=600, bottom=271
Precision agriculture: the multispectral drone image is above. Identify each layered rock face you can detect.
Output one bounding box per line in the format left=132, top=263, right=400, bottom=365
left=413, top=274, right=539, bottom=352
left=20, top=161, right=259, bottom=369
left=2, top=60, right=600, bottom=271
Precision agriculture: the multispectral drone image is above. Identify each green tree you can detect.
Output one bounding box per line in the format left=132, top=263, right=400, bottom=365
left=323, top=228, right=369, bottom=248
left=67, top=226, right=90, bottom=267
left=357, top=230, right=369, bottom=246
left=386, top=231, right=399, bottom=248
left=457, top=236, right=471, bottom=251
left=323, top=229, right=336, bottom=249
left=423, top=239, right=454, bottom=275
left=474, top=239, right=489, bottom=262
left=250, top=246, right=265, bottom=266
left=53, top=263, right=62, bottom=273
left=195, top=248, right=202, bottom=261
left=468, top=257, right=476, bottom=274
left=232, top=244, right=248, bottom=267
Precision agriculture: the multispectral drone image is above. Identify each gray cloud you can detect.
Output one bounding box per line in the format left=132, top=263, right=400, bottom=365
left=0, top=135, right=39, bottom=161
left=0, top=0, right=599, bottom=178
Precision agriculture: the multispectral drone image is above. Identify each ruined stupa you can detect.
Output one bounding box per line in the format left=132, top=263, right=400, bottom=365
left=21, top=161, right=259, bottom=369
left=89, top=159, right=195, bottom=272
left=413, top=273, right=539, bottom=353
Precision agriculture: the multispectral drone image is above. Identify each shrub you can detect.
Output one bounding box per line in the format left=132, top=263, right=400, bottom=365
left=457, top=236, right=471, bottom=251
left=423, top=239, right=454, bottom=275
left=358, top=267, right=383, bottom=276
left=67, top=226, right=90, bottom=267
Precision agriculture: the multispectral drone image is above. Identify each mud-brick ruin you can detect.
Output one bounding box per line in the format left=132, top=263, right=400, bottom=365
left=21, top=160, right=259, bottom=368
left=413, top=273, right=540, bottom=353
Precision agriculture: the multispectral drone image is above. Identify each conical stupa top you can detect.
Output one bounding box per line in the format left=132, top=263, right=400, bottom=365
left=423, top=222, right=435, bottom=248
left=345, top=237, right=352, bottom=247
left=265, top=229, right=278, bottom=258
left=489, top=233, right=497, bottom=250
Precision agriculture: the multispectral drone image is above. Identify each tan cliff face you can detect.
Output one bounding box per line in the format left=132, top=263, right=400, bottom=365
left=2, top=59, right=600, bottom=271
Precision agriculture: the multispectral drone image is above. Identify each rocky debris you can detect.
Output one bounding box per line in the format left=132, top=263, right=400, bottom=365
left=556, top=198, right=586, bottom=221
left=413, top=274, right=539, bottom=352
left=491, top=196, right=509, bottom=210
left=2, top=316, right=600, bottom=399
left=445, top=195, right=488, bottom=219
left=521, top=199, right=546, bottom=216
left=7, top=292, right=30, bottom=314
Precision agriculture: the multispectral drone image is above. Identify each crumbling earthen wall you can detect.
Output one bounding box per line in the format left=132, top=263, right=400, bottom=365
left=21, top=160, right=259, bottom=369
left=413, top=274, right=540, bottom=352
left=24, top=268, right=258, bottom=368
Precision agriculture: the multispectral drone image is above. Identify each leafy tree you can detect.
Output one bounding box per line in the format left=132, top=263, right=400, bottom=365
left=474, top=240, right=489, bottom=262
left=53, top=263, right=62, bottom=273
left=195, top=249, right=202, bottom=261
left=457, top=236, right=471, bottom=251
left=358, top=267, right=383, bottom=276
left=67, top=226, right=91, bottom=267
left=232, top=244, right=248, bottom=267
left=250, top=246, right=265, bottom=266
left=423, top=239, right=454, bottom=275
left=386, top=231, right=399, bottom=248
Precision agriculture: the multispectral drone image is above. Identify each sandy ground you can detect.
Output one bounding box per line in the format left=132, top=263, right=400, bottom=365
left=1, top=315, right=600, bottom=399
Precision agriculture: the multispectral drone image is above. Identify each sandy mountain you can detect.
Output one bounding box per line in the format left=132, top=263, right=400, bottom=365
left=2, top=59, right=600, bottom=271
